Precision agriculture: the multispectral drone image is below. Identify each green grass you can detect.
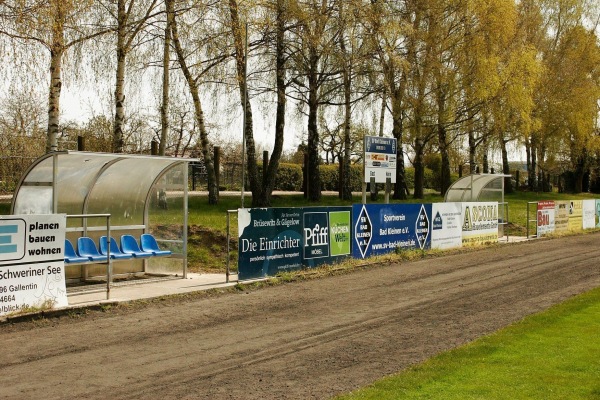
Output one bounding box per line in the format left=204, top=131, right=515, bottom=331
left=0, top=202, right=10, bottom=215
left=337, top=287, right=600, bottom=400
left=504, top=191, right=598, bottom=236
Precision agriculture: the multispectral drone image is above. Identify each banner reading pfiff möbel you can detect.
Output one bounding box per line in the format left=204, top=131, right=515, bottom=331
left=237, top=207, right=352, bottom=280
left=352, top=203, right=431, bottom=259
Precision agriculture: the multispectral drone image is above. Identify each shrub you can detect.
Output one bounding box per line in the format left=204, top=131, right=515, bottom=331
left=257, top=163, right=303, bottom=191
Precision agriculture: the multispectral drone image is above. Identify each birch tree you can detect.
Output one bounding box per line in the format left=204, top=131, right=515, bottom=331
left=0, top=0, right=106, bottom=152
left=170, top=0, right=222, bottom=204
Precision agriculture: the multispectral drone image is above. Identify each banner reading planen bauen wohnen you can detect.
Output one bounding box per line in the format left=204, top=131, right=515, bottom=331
left=0, top=214, right=68, bottom=316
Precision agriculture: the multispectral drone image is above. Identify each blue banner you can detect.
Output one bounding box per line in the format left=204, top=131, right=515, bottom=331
left=238, top=207, right=352, bottom=280
left=352, top=203, right=431, bottom=259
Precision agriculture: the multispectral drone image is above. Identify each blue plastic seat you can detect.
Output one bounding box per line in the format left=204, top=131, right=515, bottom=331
left=99, top=236, right=133, bottom=260
left=77, top=237, right=108, bottom=262
left=120, top=235, right=153, bottom=258
left=64, top=239, right=89, bottom=264
left=140, top=234, right=172, bottom=256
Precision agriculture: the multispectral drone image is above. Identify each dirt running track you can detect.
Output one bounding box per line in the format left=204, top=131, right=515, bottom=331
left=1, top=233, right=600, bottom=399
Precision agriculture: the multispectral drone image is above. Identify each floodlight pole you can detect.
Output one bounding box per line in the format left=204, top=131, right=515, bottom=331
left=241, top=21, right=248, bottom=209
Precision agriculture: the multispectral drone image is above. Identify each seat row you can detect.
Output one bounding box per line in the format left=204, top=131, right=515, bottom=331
left=65, top=234, right=172, bottom=264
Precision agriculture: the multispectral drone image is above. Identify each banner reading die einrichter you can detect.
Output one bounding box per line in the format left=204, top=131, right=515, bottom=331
left=237, top=207, right=352, bottom=280
left=0, top=214, right=68, bottom=316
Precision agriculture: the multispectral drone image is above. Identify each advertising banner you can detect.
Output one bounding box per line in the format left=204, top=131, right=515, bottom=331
left=582, top=200, right=596, bottom=230
left=461, top=202, right=499, bottom=246
left=536, top=200, right=555, bottom=236
left=364, top=135, right=397, bottom=183
left=554, top=201, right=569, bottom=233
left=0, top=214, right=68, bottom=316
left=431, top=203, right=462, bottom=250
left=568, top=200, right=583, bottom=232
left=238, top=207, right=351, bottom=280
left=352, top=203, right=431, bottom=259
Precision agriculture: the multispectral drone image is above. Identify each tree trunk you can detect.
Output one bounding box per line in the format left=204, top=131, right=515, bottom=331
left=390, top=89, right=409, bottom=199
left=307, top=46, right=321, bottom=202
left=482, top=136, right=489, bottom=174
left=113, top=0, right=127, bottom=153
left=438, top=123, right=451, bottom=195
left=529, top=135, right=537, bottom=191
left=229, top=0, right=262, bottom=206
left=573, top=152, right=588, bottom=194
left=436, top=87, right=451, bottom=195
left=171, top=5, right=218, bottom=204
left=500, top=138, right=513, bottom=194
left=159, top=0, right=173, bottom=156
left=47, top=2, right=65, bottom=153
left=259, top=0, right=287, bottom=206
left=525, top=136, right=531, bottom=188
left=413, top=137, right=424, bottom=199
left=339, top=22, right=352, bottom=201
left=468, top=118, right=476, bottom=174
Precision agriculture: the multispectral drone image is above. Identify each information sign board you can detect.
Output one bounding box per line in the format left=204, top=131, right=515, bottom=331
left=364, top=136, right=397, bottom=183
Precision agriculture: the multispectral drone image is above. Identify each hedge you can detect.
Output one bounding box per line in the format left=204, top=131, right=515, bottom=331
left=258, top=163, right=444, bottom=192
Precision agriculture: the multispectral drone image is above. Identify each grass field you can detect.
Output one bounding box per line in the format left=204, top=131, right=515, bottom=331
left=337, top=287, right=600, bottom=400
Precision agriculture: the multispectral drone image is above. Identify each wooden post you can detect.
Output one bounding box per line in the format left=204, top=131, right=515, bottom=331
left=370, top=176, right=376, bottom=201
left=385, top=177, right=391, bottom=204
left=77, top=135, right=85, bottom=151
left=214, top=146, right=220, bottom=190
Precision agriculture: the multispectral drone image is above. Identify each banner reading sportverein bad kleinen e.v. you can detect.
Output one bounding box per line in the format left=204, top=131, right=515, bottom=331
left=352, top=203, right=431, bottom=259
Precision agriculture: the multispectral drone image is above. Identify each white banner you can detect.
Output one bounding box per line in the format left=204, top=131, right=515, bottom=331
left=431, top=203, right=462, bottom=250
left=582, top=200, right=596, bottom=230
left=537, top=200, right=556, bottom=236
left=461, top=202, right=499, bottom=246
left=0, top=214, right=67, bottom=316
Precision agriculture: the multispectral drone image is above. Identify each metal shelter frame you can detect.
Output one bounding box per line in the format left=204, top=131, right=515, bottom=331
left=11, top=151, right=196, bottom=284
left=444, top=174, right=511, bottom=238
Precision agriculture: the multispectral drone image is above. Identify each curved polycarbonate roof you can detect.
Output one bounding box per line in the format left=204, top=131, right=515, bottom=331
left=12, top=151, right=193, bottom=224
left=444, top=174, right=510, bottom=202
